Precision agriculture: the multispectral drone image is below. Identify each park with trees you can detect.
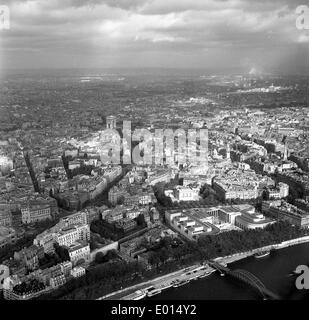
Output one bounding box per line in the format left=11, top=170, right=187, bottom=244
left=38, top=220, right=308, bottom=300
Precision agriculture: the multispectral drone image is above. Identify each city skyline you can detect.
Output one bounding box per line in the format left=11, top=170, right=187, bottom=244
left=1, top=0, right=309, bottom=304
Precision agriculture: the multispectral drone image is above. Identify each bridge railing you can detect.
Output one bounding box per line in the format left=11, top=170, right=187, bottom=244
left=208, top=261, right=280, bottom=300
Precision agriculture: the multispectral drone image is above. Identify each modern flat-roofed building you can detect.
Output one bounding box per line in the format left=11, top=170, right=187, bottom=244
left=185, top=206, right=242, bottom=226
left=235, top=209, right=275, bottom=230
left=165, top=210, right=218, bottom=241
left=216, top=207, right=242, bottom=225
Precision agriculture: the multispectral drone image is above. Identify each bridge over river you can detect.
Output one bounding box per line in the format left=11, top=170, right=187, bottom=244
left=208, top=261, right=280, bottom=300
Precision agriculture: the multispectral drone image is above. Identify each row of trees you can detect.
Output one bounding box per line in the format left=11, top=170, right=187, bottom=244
left=91, top=220, right=122, bottom=241
left=39, top=260, right=145, bottom=300
left=37, top=244, right=70, bottom=270
left=24, top=151, right=40, bottom=193
left=152, top=182, right=173, bottom=207
left=94, top=250, right=118, bottom=264
left=69, top=164, right=95, bottom=179
left=90, top=217, right=146, bottom=242
left=13, top=279, right=46, bottom=296
left=61, top=154, right=95, bottom=179
left=0, top=234, right=35, bottom=262
left=39, top=253, right=62, bottom=270
left=38, top=221, right=308, bottom=300
left=145, top=221, right=308, bottom=270
left=0, top=218, right=58, bottom=262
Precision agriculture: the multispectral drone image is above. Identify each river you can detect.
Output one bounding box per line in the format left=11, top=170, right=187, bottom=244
left=147, top=242, right=309, bottom=300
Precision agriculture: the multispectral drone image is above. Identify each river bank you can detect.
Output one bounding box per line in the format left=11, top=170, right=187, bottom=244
left=98, top=235, right=309, bottom=300
left=151, top=241, right=309, bottom=300
left=215, top=235, right=309, bottom=265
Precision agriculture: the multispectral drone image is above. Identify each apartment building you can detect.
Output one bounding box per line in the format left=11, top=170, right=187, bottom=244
left=68, top=241, right=90, bottom=266
left=56, top=224, right=90, bottom=247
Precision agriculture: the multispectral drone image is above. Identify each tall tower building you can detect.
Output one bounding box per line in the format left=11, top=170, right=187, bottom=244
left=106, top=116, right=117, bottom=130
left=213, top=148, right=218, bottom=158
left=283, top=142, right=288, bottom=161
left=226, top=144, right=231, bottom=160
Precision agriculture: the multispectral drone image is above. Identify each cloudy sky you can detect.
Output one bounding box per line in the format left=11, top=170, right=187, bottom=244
left=0, top=0, right=308, bottom=72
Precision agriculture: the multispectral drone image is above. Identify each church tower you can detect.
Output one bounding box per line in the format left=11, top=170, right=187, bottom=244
left=106, top=115, right=117, bottom=130
left=226, top=144, right=231, bottom=160
left=283, top=142, right=288, bottom=161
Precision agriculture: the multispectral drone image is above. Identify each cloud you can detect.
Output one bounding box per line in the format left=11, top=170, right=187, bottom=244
left=298, top=33, right=309, bottom=43
left=0, top=0, right=307, bottom=70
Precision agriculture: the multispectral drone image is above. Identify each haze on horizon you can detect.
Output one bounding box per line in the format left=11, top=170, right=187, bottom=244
left=0, top=0, right=308, bottom=74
